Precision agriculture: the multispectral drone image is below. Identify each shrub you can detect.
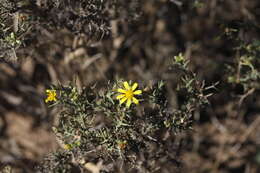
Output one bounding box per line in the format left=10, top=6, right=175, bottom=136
left=39, top=54, right=217, bottom=172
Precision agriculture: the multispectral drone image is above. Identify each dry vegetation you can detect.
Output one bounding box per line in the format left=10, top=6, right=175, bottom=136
left=0, top=0, right=260, bottom=172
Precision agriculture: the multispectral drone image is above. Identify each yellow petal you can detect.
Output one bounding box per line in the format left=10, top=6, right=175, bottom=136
left=126, top=98, right=132, bottom=107
left=118, top=88, right=127, bottom=93
left=132, top=83, right=138, bottom=91
left=123, top=81, right=130, bottom=90
left=119, top=97, right=127, bottom=104
left=132, top=97, right=139, bottom=104
left=116, top=94, right=125, bottom=100
left=133, top=90, right=142, bottom=95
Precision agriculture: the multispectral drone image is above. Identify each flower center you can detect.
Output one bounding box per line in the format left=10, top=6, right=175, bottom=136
left=125, top=90, right=133, bottom=99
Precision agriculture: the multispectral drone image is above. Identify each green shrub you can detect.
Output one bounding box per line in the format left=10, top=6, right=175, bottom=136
left=39, top=54, right=216, bottom=172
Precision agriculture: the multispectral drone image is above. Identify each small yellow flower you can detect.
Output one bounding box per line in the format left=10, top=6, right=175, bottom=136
left=64, top=144, right=72, bottom=150
left=116, top=81, right=142, bottom=108
left=45, top=89, right=57, bottom=103
left=118, top=140, right=127, bottom=150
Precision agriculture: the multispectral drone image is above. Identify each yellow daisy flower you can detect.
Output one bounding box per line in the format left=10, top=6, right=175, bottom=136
left=63, top=144, right=72, bottom=150
left=45, top=89, right=57, bottom=103
left=116, top=81, right=142, bottom=108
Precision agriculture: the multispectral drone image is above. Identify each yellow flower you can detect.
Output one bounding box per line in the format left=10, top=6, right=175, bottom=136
left=118, top=140, right=127, bottom=150
left=116, top=81, right=142, bottom=108
left=64, top=144, right=72, bottom=150
left=45, top=89, right=57, bottom=103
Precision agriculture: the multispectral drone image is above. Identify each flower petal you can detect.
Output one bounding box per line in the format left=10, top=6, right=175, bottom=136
left=133, top=90, right=142, bottom=95
left=119, top=97, right=127, bottom=104
left=116, top=94, right=125, bottom=100
left=118, top=88, right=127, bottom=93
left=132, top=83, right=138, bottom=91
left=123, top=81, right=130, bottom=90
left=126, top=98, right=132, bottom=108
left=132, top=97, right=139, bottom=104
